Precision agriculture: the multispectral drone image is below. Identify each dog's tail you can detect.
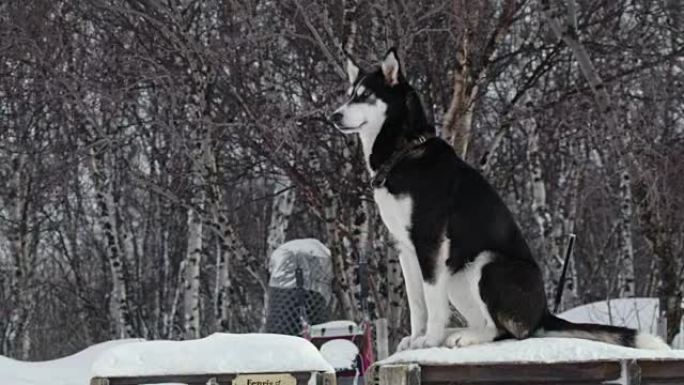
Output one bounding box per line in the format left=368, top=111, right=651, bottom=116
left=535, top=313, right=670, bottom=350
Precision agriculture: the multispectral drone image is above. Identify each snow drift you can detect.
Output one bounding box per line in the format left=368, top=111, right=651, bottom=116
left=91, top=333, right=335, bottom=377
left=0, top=339, right=142, bottom=385
left=559, top=297, right=661, bottom=334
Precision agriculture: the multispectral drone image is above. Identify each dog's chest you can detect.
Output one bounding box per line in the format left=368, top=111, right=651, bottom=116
left=374, top=187, right=413, bottom=246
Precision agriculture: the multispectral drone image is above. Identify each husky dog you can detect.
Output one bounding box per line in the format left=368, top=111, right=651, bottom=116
left=329, top=48, right=669, bottom=351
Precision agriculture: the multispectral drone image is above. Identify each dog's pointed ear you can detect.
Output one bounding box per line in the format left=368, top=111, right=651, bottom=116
left=381, top=48, right=401, bottom=86
left=345, top=55, right=361, bottom=85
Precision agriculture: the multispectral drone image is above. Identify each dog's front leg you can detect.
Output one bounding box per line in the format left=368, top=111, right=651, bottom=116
left=412, top=264, right=450, bottom=349
left=410, top=240, right=450, bottom=349
left=396, top=245, right=427, bottom=351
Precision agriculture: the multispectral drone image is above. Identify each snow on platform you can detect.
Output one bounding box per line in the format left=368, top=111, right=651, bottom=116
left=380, top=338, right=684, bottom=366
left=320, top=339, right=359, bottom=370
left=0, top=339, right=142, bottom=385
left=312, top=320, right=358, bottom=330
left=310, top=320, right=362, bottom=337
left=91, top=333, right=335, bottom=377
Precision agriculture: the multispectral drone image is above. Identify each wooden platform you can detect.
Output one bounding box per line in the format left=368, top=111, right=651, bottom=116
left=90, top=371, right=336, bottom=385
left=367, top=359, right=684, bottom=385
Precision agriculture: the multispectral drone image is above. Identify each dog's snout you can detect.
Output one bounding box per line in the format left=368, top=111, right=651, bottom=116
left=329, top=112, right=343, bottom=125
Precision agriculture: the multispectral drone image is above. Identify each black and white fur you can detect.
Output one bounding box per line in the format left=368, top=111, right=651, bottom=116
left=330, top=49, right=669, bottom=351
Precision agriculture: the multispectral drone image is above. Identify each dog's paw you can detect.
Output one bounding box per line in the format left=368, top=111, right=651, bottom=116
left=411, top=333, right=445, bottom=349
left=396, top=335, right=415, bottom=352
left=445, top=328, right=493, bottom=348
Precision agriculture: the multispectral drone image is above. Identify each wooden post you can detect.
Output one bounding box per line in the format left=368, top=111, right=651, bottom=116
left=657, top=316, right=667, bottom=341
left=621, top=359, right=641, bottom=385
left=379, top=364, right=420, bottom=385
left=366, top=364, right=379, bottom=385
left=90, top=378, right=109, bottom=385
left=315, top=371, right=337, bottom=385
left=375, top=318, right=389, bottom=360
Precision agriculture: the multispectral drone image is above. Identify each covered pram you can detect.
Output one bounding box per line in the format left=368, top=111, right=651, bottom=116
left=264, top=239, right=333, bottom=335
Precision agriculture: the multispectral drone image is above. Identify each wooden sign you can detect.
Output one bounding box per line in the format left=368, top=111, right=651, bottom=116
left=232, top=373, right=297, bottom=385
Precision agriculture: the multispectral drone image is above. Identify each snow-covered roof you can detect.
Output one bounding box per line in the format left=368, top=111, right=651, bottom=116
left=91, top=333, right=335, bottom=377
left=310, top=320, right=362, bottom=337
left=312, top=320, right=358, bottom=329
left=0, top=339, right=142, bottom=385
left=380, top=338, right=684, bottom=366
left=272, top=239, right=331, bottom=260
left=269, top=238, right=332, bottom=299
left=559, top=297, right=661, bottom=334
left=320, top=339, right=359, bottom=370
left=674, top=333, right=684, bottom=349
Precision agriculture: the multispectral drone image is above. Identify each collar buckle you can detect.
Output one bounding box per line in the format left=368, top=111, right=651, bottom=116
left=370, top=135, right=432, bottom=189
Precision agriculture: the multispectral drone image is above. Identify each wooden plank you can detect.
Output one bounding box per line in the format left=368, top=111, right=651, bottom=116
left=315, top=371, right=337, bottom=385
left=366, top=363, right=380, bottom=385
left=233, top=373, right=299, bottom=385
left=379, top=364, right=421, bottom=385
left=656, top=317, right=667, bottom=341
left=622, top=359, right=641, bottom=385
left=637, top=359, right=684, bottom=384
left=106, top=374, right=234, bottom=385
left=639, top=381, right=684, bottom=385
left=90, top=378, right=110, bottom=385
left=375, top=318, right=389, bottom=361
left=101, top=371, right=313, bottom=385
left=430, top=379, right=608, bottom=385
left=420, top=361, right=622, bottom=384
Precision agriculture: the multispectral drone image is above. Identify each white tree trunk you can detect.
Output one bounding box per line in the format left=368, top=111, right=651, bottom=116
left=217, top=222, right=261, bottom=330
left=259, top=175, right=296, bottom=330
left=380, top=228, right=404, bottom=348
left=542, top=0, right=635, bottom=304
left=527, top=119, right=552, bottom=253
left=200, top=148, right=263, bottom=333
left=308, top=138, right=358, bottom=320
left=183, top=203, right=203, bottom=339
left=89, top=147, right=135, bottom=339
left=207, top=152, right=239, bottom=333
left=3, top=153, right=34, bottom=357
left=166, top=260, right=186, bottom=339
left=442, top=1, right=516, bottom=158
left=526, top=117, right=579, bottom=310
left=527, top=119, right=556, bottom=297
left=180, top=21, right=213, bottom=336
left=442, top=51, right=478, bottom=158
left=266, top=175, right=296, bottom=257
left=618, top=170, right=636, bottom=297
left=562, top=168, right=581, bottom=309
left=342, top=0, right=359, bottom=54
left=215, top=234, right=233, bottom=331
left=182, top=81, right=208, bottom=340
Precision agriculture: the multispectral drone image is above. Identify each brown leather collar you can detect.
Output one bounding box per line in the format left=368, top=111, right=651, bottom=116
left=370, top=134, right=433, bottom=189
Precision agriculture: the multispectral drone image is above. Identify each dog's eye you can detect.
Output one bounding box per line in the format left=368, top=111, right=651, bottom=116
left=360, top=89, right=372, bottom=99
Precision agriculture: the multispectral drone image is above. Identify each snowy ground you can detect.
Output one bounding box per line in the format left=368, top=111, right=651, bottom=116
left=559, top=297, right=661, bottom=334
left=559, top=297, right=683, bottom=348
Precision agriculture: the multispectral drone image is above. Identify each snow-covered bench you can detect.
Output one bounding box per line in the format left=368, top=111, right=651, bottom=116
left=90, top=333, right=336, bottom=385
left=0, top=339, right=142, bottom=385
left=368, top=338, right=684, bottom=385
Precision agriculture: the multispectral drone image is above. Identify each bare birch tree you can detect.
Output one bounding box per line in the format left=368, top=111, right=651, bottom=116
left=1, top=0, right=682, bottom=359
